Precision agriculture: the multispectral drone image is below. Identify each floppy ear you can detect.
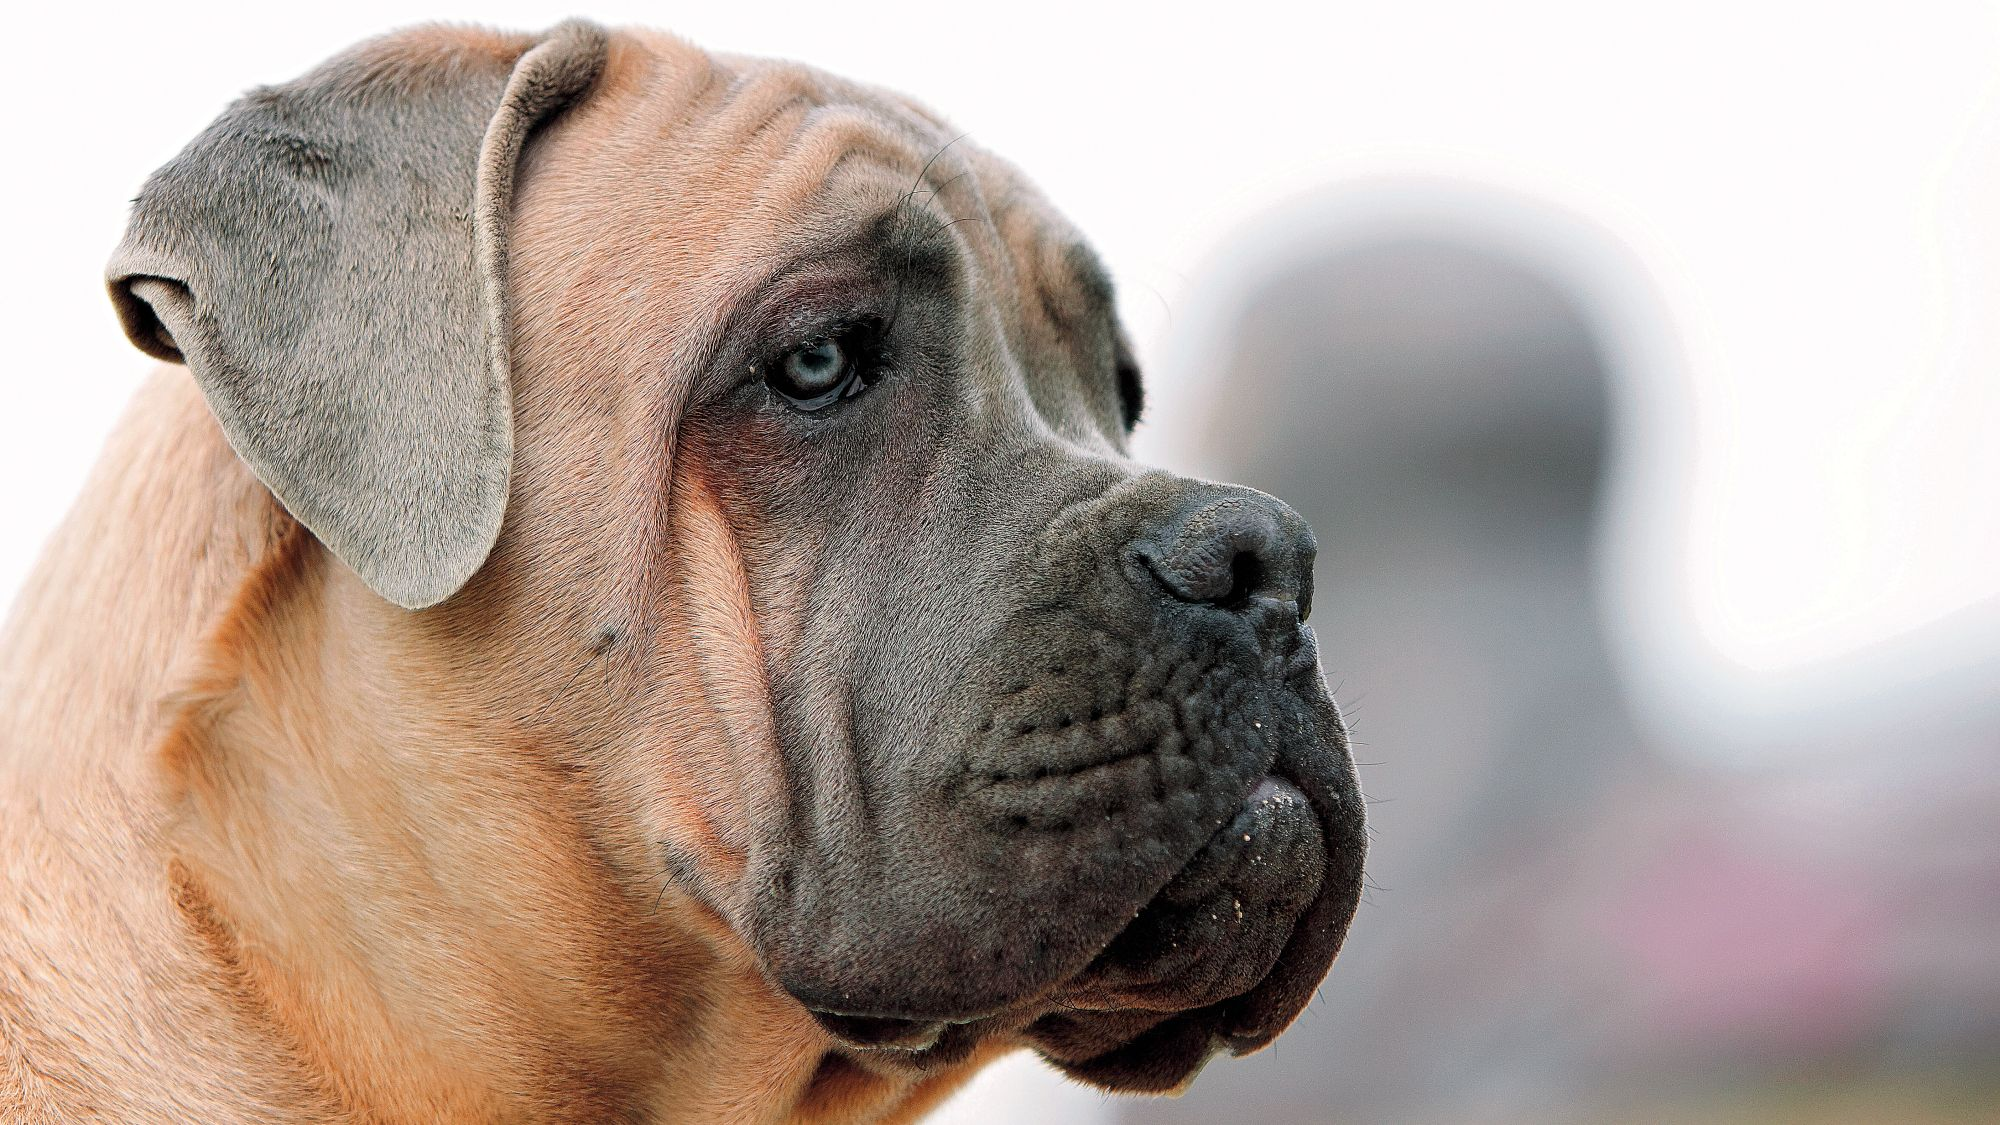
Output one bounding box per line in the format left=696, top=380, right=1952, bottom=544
left=107, top=21, right=608, bottom=609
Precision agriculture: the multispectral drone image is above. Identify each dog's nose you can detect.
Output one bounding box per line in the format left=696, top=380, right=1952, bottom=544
left=1132, top=489, right=1316, bottom=622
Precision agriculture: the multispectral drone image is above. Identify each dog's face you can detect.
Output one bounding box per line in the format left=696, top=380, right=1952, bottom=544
left=109, top=23, right=1364, bottom=1095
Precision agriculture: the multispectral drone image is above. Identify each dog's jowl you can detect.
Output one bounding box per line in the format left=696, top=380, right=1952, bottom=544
left=0, top=20, right=1365, bottom=1124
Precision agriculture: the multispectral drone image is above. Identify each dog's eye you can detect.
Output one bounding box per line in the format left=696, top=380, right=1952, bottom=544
left=765, top=322, right=881, bottom=411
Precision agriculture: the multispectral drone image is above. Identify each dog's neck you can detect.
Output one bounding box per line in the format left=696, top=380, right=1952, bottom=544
left=1, top=369, right=988, bottom=1123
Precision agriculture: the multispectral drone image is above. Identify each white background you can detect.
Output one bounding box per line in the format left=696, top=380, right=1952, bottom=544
left=6, top=2, right=1999, bottom=1116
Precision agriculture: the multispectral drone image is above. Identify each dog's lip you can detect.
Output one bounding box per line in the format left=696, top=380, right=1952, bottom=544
left=805, top=1009, right=966, bottom=1051
left=1058, top=771, right=1313, bottom=1011
left=1212, top=720, right=1365, bottom=1055
left=1019, top=747, right=1355, bottom=1093
left=1215, top=768, right=1317, bottom=1053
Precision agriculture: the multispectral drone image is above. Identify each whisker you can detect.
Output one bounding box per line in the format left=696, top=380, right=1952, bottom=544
left=887, top=133, right=970, bottom=334
left=921, top=213, right=993, bottom=244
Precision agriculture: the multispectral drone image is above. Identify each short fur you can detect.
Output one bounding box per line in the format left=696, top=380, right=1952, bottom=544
left=1, top=21, right=1364, bottom=1124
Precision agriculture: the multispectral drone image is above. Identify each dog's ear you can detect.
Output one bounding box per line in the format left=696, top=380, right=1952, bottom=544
left=106, top=21, right=608, bottom=609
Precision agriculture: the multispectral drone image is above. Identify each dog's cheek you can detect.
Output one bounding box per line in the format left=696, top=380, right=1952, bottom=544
left=616, top=454, right=772, bottom=885
left=642, top=429, right=845, bottom=902
left=681, top=399, right=827, bottom=505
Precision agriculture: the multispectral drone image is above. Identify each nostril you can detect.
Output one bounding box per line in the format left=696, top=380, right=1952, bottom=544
left=1132, top=492, right=1314, bottom=617
left=1222, top=551, right=1265, bottom=610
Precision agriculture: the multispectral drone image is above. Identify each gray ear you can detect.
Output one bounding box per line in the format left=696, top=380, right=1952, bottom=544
left=107, top=21, right=608, bottom=609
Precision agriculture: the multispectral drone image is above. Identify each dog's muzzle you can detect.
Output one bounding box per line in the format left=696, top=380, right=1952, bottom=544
left=769, top=481, right=1365, bottom=1091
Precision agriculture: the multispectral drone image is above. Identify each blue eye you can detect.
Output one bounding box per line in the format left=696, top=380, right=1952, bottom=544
left=765, top=321, right=882, bottom=411
left=784, top=339, right=847, bottom=394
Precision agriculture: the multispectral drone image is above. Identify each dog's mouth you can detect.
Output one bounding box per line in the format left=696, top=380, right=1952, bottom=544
left=759, top=602, right=1365, bottom=1092
left=1021, top=730, right=1364, bottom=1092
left=802, top=768, right=1324, bottom=1064
left=800, top=676, right=1365, bottom=1092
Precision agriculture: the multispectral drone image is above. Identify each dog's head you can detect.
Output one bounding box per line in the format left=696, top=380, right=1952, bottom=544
left=107, top=22, right=1364, bottom=1094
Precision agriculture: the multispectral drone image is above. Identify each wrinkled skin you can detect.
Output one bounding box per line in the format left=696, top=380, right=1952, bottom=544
left=539, top=44, right=1376, bottom=1091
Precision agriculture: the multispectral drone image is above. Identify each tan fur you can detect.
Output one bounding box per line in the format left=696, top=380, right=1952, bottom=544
left=0, top=25, right=1048, bottom=1124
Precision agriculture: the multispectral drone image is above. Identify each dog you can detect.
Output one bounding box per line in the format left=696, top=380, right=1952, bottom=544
left=0, top=20, right=1365, bottom=1123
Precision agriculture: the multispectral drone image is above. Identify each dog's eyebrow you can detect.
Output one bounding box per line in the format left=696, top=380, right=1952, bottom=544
left=871, top=201, right=968, bottom=288
left=701, top=206, right=963, bottom=388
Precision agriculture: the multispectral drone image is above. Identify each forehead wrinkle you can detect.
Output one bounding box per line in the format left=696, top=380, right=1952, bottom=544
left=606, top=46, right=1001, bottom=297
left=772, top=91, right=1000, bottom=270
left=708, top=61, right=827, bottom=148
left=747, top=104, right=943, bottom=226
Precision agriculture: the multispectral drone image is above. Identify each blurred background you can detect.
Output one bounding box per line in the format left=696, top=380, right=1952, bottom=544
left=7, top=2, right=1999, bottom=1121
